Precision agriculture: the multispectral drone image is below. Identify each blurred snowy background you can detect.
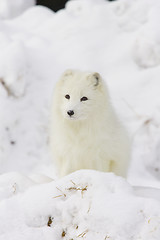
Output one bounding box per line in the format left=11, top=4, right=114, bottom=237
left=0, top=0, right=160, bottom=239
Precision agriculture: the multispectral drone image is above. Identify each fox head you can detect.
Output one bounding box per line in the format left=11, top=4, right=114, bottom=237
left=54, top=69, right=108, bottom=121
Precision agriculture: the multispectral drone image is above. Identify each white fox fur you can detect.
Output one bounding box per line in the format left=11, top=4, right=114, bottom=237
left=50, top=70, right=130, bottom=177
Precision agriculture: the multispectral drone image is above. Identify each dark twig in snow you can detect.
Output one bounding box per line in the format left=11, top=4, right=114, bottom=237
left=0, top=78, right=16, bottom=97
left=67, top=181, right=87, bottom=198
left=47, top=216, right=53, bottom=227
left=53, top=187, right=66, bottom=198
left=77, top=229, right=88, bottom=238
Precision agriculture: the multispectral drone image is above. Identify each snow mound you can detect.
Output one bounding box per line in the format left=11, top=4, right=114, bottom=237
left=132, top=1, right=160, bottom=68
left=0, top=41, right=27, bottom=97
left=133, top=36, right=160, bottom=68
left=0, top=170, right=160, bottom=240
left=0, top=0, right=35, bottom=19
left=0, top=172, right=34, bottom=201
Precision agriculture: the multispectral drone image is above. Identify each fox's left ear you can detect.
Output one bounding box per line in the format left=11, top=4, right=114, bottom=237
left=88, top=72, right=101, bottom=87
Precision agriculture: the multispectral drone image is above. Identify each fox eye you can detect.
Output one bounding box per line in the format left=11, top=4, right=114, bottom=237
left=65, top=94, right=70, bottom=99
left=80, top=96, right=88, bottom=102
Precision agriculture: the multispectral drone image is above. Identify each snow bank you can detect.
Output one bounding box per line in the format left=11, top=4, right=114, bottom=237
left=0, top=170, right=160, bottom=240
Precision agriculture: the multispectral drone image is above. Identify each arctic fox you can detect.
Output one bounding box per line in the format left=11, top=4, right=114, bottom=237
left=50, top=70, right=130, bottom=177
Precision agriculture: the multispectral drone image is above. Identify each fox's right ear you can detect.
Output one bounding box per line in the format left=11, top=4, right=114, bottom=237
left=62, top=69, right=74, bottom=78
left=57, top=69, right=74, bottom=87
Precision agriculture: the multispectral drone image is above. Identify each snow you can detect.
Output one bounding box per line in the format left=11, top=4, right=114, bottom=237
left=1, top=170, right=160, bottom=240
left=0, top=0, right=160, bottom=239
left=0, top=0, right=35, bottom=19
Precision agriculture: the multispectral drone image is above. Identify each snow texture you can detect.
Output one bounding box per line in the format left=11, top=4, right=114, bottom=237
left=0, top=0, right=160, bottom=239
left=0, top=0, right=35, bottom=19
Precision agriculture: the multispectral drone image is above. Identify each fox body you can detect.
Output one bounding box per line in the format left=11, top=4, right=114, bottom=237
left=50, top=70, right=130, bottom=177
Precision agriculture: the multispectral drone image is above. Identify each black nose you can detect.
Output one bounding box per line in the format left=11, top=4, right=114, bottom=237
left=67, top=110, right=74, bottom=116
